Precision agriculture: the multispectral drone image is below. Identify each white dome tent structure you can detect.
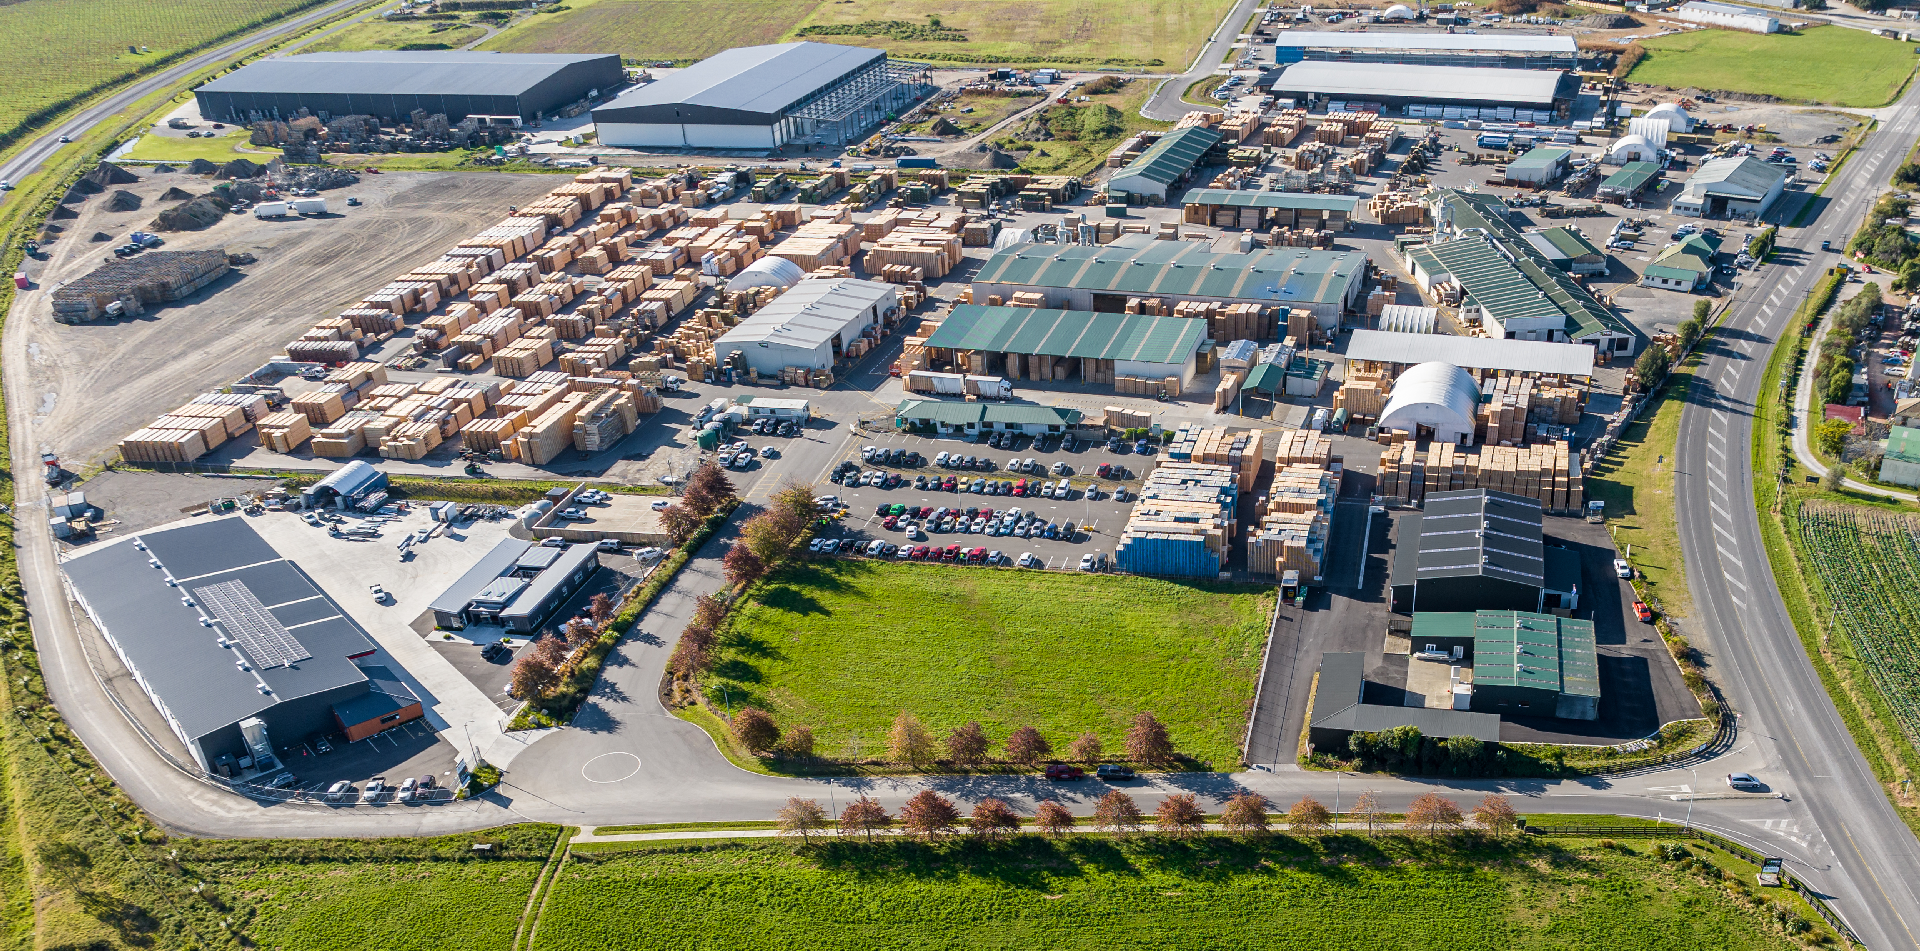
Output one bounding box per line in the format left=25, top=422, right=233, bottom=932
left=1381, top=3, right=1418, bottom=18
left=1378, top=361, right=1481, bottom=445
left=1605, top=133, right=1658, bottom=165
left=724, top=256, right=804, bottom=293
left=1644, top=102, right=1693, bottom=134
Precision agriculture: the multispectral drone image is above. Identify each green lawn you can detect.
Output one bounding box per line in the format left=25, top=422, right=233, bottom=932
left=305, top=16, right=490, bottom=52
left=1627, top=25, right=1917, bottom=107
left=481, top=0, right=816, bottom=63
left=122, top=129, right=271, bottom=164
left=786, top=0, right=1237, bottom=67
left=534, top=836, right=1810, bottom=950
left=1583, top=361, right=1695, bottom=619
left=701, top=560, right=1273, bottom=769
left=993, top=77, right=1167, bottom=176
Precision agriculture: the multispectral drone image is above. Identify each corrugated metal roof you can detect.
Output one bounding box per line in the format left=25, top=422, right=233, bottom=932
left=1887, top=424, right=1920, bottom=464
left=1681, top=0, right=1778, bottom=17
left=198, top=51, right=615, bottom=98
left=1379, top=361, right=1481, bottom=435
left=1272, top=31, right=1577, bottom=52
left=1411, top=489, right=1545, bottom=586
left=595, top=42, right=884, bottom=119
left=1110, top=125, right=1224, bottom=191
left=894, top=399, right=1082, bottom=427
left=1506, top=146, right=1571, bottom=173
left=973, top=235, right=1364, bottom=306
left=715, top=278, right=894, bottom=351
left=923, top=304, right=1205, bottom=365
left=1268, top=61, right=1564, bottom=105
left=1243, top=361, right=1287, bottom=393
left=1680, top=155, right=1788, bottom=202
left=1649, top=233, right=1720, bottom=276
left=1420, top=189, right=1631, bottom=341
left=1416, top=610, right=1599, bottom=700
left=1536, top=226, right=1603, bottom=260
left=1599, top=160, right=1662, bottom=195
left=1347, top=329, right=1595, bottom=376
left=1180, top=188, right=1360, bottom=213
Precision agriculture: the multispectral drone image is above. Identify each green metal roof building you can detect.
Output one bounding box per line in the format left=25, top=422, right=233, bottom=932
left=1881, top=424, right=1920, bottom=489
left=1502, top=146, right=1571, bottom=185
left=1410, top=610, right=1600, bottom=720
left=1525, top=226, right=1607, bottom=276
left=894, top=398, right=1082, bottom=436
left=1409, top=189, right=1638, bottom=356
left=1641, top=233, right=1719, bottom=291
left=1107, top=125, right=1225, bottom=202
left=971, top=233, right=1368, bottom=326
left=923, top=304, right=1207, bottom=390
left=1597, top=160, right=1661, bottom=201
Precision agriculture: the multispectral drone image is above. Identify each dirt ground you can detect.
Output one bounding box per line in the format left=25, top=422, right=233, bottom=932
left=15, top=169, right=559, bottom=466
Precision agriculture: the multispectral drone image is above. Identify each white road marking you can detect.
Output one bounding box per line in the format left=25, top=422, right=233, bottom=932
left=1714, top=522, right=1736, bottom=541
left=1718, top=546, right=1744, bottom=568
left=1707, top=442, right=1725, bottom=459
left=1723, top=571, right=1749, bottom=591
left=1729, top=593, right=1747, bottom=609
left=1710, top=499, right=1730, bottom=519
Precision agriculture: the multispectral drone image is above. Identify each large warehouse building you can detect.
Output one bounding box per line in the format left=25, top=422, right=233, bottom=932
left=971, top=235, right=1368, bottom=326
left=713, top=278, right=897, bottom=376
left=194, top=51, right=623, bottom=124
left=1270, top=31, right=1579, bottom=70
left=592, top=42, right=934, bottom=150
left=1106, top=125, right=1223, bottom=202
left=922, top=304, right=1209, bottom=392
left=1672, top=156, right=1788, bottom=220
left=63, top=518, right=421, bottom=776
left=1264, top=61, right=1570, bottom=116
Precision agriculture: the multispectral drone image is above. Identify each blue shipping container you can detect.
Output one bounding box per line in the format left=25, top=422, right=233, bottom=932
left=897, top=157, right=939, bottom=168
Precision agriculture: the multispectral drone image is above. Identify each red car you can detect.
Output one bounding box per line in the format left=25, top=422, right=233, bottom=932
left=1633, top=600, right=1653, bottom=623
left=942, top=477, right=958, bottom=491
left=911, top=545, right=930, bottom=560
left=968, top=547, right=987, bottom=563
left=883, top=516, right=899, bottom=530
left=1045, top=764, right=1085, bottom=781
left=943, top=545, right=961, bottom=561
left=916, top=506, right=933, bottom=519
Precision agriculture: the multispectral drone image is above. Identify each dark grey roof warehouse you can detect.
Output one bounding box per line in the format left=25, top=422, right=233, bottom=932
left=194, top=51, right=624, bottom=124
left=63, top=518, right=419, bottom=777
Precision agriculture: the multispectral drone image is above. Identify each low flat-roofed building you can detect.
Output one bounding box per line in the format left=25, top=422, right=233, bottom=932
left=1409, top=610, right=1600, bottom=720
left=1598, top=160, right=1662, bottom=200
left=1880, top=424, right=1920, bottom=488
left=430, top=538, right=599, bottom=633
left=1525, top=226, right=1608, bottom=276
left=1675, top=0, right=1780, bottom=32
left=922, top=304, right=1208, bottom=393
left=1503, top=146, right=1571, bottom=185
left=894, top=398, right=1081, bottom=436
left=1307, top=652, right=1504, bottom=752
left=1673, top=156, right=1788, bottom=220
left=61, top=518, right=406, bottom=774
left=195, top=51, right=623, bottom=124
left=971, top=234, right=1368, bottom=326
left=1390, top=489, right=1547, bottom=613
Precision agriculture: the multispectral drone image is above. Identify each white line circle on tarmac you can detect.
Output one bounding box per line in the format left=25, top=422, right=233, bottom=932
left=581, top=751, right=642, bottom=784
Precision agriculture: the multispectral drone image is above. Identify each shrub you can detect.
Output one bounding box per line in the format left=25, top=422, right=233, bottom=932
left=731, top=708, right=780, bottom=754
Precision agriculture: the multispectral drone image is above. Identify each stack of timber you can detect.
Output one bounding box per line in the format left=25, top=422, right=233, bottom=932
left=571, top=387, right=641, bottom=452
left=1113, top=462, right=1237, bottom=577
left=1160, top=424, right=1264, bottom=492
left=257, top=411, right=313, bottom=453
left=1248, top=464, right=1336, bottom=579
left=1271, top=428, right=1333, bottom=468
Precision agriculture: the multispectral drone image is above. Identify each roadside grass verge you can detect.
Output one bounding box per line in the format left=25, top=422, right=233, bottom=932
left=1182, top=75, right=1228, bottom=105
left=1626, top=26, right=1916, bottom=107
left=305, top=15, right=489, bottom=52
left=536, top=834, right=1815, bottom=950
left=1584, top=360, right=1698, bottom=619
left=269, top=470, right=670, bottom=505
left=693, top=559, right=1274, bottom=771
left=122, top=128, right=272, bottom=164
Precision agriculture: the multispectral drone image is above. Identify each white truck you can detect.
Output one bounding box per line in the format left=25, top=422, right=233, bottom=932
left=253, top=201, right=291, bottom=218
left=907, top=370, right=968, bottom=396
left=291, top=197, right=328, bottom=215
left=963, top=375, right=1014, bottom=400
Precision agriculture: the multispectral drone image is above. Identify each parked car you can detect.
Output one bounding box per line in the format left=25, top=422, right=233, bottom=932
left=481, top=641, right=511, bottom=661
left=397, top=776, right=420, bottom=802
left=325, top=780, right=353, bottom=801
left=1633, top=600, right=1653, bottom=622
left=369, top=584, right=388, bottom=602
left=1079, top=553, right=1098, bottom=571
left=361, top=778, right=387, bottom=802
left=1614, top=558, right=1633, bottom=579
left=1096, top=764, right=1135, bottom=781
left=1018, top=552, right=1040, bottom=568
left=1045, top=764, right=1085, bottom=781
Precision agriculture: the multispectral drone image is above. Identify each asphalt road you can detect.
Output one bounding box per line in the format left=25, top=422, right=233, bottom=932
left=1141, top=0, right=1262, bottom=121
left=1672, top=82, right=1920, bottom=949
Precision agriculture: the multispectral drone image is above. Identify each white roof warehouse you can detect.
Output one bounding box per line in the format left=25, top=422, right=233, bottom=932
left=713, top=278, right=898, bottom=376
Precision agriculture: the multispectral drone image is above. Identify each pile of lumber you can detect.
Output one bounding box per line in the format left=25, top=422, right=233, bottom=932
left=1376, top=435, right=1584, bottom=511
left=1272, top=428, right=1333, bottom=468
left=571, top=386, right=641, bottom=452
left=1369, top=190, right=1425, bottom=226
left=1161, top=425, right=1264, bottom=492
left=1333, top=371, right=1388, bottom=418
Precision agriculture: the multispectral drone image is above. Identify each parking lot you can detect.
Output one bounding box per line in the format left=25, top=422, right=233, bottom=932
left=264, top=715, right=462, bottom=806
left=811, top=429, right=1143, bottom=570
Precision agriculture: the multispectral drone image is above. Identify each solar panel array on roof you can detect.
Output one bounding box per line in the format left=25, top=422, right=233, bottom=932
left=195, top=580, right=312, bottom=669
left=1268, top=61, right=1566, bottom=106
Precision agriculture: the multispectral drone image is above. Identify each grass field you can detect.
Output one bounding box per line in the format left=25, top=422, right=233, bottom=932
left=788, top=0, right=1237, bottom=67
left=700, top=560, right=1272, bottom=768
left=993, top=76, right=1166, bottom=176
left=1583, top=360, right=1696, bottom=619
left=481, top=0, right=814, bottom=63
left=121, top=129, right=271, bottom=163
left=1627, top=26, right=1917, bottom=107
left=306, top=16, right=489, bottom=52
left=533, top=836, right=1809, bottom=950
left=0, top=0, right=331, bottom=148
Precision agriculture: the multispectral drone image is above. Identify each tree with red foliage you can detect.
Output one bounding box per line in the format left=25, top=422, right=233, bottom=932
left=946, top=721, right=989, bottom=767
left=588, top=592, right=616, bottom=627
left=682, top=461, right=735, bottom=516
left=899, top=790, right=960, bottom=840
left=1093, top=790, right=1143, bottom=836
left=509, top=636, right=567, bottom=700
left=1035, top=800, right=1076, bottom=838
left=1124, top=712, right=1175, bottom=767
left=660, top=504, right=702, bottom=547
left=839, top=796, right=891, bottom=841
left=1004, top=726, right=1051, bottom=766
left=730, top=707, right=780, bottom=754
left=1156, top=793, right=1205, bottom=838
left=969, top=797, right=1021, bottom=841
left=723, top=543, right=767, bottom=587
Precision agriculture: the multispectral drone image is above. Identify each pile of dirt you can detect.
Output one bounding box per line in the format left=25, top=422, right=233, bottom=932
left=106, top=190, right=142, bottom=212
left=220, top=180, right=266, bottom=203
left=214, top=158, right=265, bottom=180
left=1580, top=12, right=1640, bottom=27
left=149, top=195, right=230, bottom=232
left=40, top=223, right=63, bottom=234
left=48, top=205, right=77, bottom=221
left=277, top=166, right=360, bottom=191
left=85, top=162, right=139, bottom=188
left=152, top=164, right=176, bottom=174
left=186, top=159, right=219, bottom=175
left=942, top=143, right=1022, bottom=170
left=159, top=186, right=194, bottom=201
left=89, top=231, right=112, bottom=242
left=929, top=117, right=965, bottom=136
left=61, top=180, right=100, bottom=203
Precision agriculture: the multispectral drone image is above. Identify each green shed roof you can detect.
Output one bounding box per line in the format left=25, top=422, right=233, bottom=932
left=1422, top=189, right=1632, bottom=342
left=894, top=399, right=1082, bottom=428
left=1111, top=125, right=1224, bottom=190
left=1180, top=189, right=1360, bottom=213
left=1648, top=232, right=1720, bottom=277
left=1243, top=361, right=1287, bottom=393
left=1599, top=160, right=1661, bottom=195
left=923, top=304, right=1205, bottom=366
left=1888, top=424, right=1920, bottom=465
left=1536, top=226, right=1603, bottom=260
left=1411, top=610, right=1599, bottom=700
left=1505, top=146, right=1571, bottom=173
left=973, top=234, right=1365, bottom=307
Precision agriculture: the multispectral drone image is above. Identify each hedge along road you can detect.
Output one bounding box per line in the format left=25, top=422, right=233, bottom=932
left=1669, top=71, right=1920, bottom=951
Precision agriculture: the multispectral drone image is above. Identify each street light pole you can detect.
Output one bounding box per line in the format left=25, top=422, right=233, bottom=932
left=1685, top=765, right=1698, bottom=830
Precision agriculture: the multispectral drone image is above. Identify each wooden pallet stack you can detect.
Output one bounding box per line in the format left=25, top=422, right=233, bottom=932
left=511, top=392, right=593, bottom=466
left=257, top=411, right=312, bottom=453
left=1248, top=463, right=1336, bottom=579
left=1333, top=372, right=1388, bottom=419
left=1477, top=375, right=1534, bottom=445
left=571, top=386, right=641, bottom=452
left=1272, top=428, right=1333, bottom=468
left=492, top=338, right=557, bottom=378
left=1163, top=424, right=1266, bottom=493
left=1368, top=190, right=1425, bottom=226
left=767, top=221, right=861, bottom=271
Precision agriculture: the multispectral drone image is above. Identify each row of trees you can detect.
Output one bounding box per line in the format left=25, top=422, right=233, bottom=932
left=730, top=708, right=1180, bottom=770
left=509, top=592, right=616, bottom=701
left=775, top=790, right=1520, bottom=841
left=1815, top=281, right=1882, bottom=407
left=671, top=479, right=819, bottom=688
left=660, top=461, right=738, bottom=546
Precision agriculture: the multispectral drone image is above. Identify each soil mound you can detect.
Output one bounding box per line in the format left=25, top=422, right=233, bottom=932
left=929, top=117, right=965, bottom=136
left=186, top=159, right=219, bottom=175
left=150, top=196, right=230, bottom=231
left=106, top=189, right=142, bottom=212
left=1580, top=13, right=1640, bottom=27
left=160, top=186, right=194, bottom=201
left=85, top=161, right=140, bottom=187
left=943, top=143, right=1021, bottom=170
left=90, top=231, right=112, bottom=242
left=214, top=158, right=265, bottom=180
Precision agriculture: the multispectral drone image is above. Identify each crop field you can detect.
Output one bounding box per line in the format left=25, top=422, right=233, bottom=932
left=306, top=16, right=490, bottom=52
left=1626, top=26, right=1917, bottom=107
left=788, top=0, right=1238, bottom=67
left=480, top=0, right=813, bottom=63
left=702, top=560, right=1272, bottom=768
left=1796, top=501, right=1920, bottom=751
left=532, top=837, right=1804, bottom=950
left=0, top=0, right=329, bottom=149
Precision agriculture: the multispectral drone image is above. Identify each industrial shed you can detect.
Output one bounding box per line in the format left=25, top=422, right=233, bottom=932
left=194, top=52, right=623, bottom=124
left=1181, top=189, right=1358, bottom=231
left=895, top=399, right=1081, bottom=436
left=1642, top=233, right=1720, bottom=291
left=1598, top=161, right=1662, bottom=200
left=712, top=278, right=897, bottom=376
left=1390, top=489, right=1549, bottom=614
left=1345, top=329, right=1596, bottom=380
left=1106, top=125, right=1224, bottom=202
left=429, top=538, right=600, bottom=633
left=1377, top=361, right=1481, bottom=444
left=1307, top=652, right=1503, bottom=753
left=1270, top=31, right=1578, bottom=70
left=1673, top=156, right=1787, bottom=220
left=922, top=304, right=1207, bottom=392
left=1502, top=146, right=1571, bottom=185
left=1409, top=611, right=1600, bottom=720
left=971, top=234, right=1368, bottom=326
left=591, top=42, right=933, bottom=150
left=1675, top=0, right=1779, bottom=32
left=1265, top=61, right=1569, bottom=112
left=62, top=518, right=405, bottom=775
left=1524, top=226, right=1607, bottom=275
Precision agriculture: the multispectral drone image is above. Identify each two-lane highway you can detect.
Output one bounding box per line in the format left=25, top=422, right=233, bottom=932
left=1675, top=84, right=1920, bottom=950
